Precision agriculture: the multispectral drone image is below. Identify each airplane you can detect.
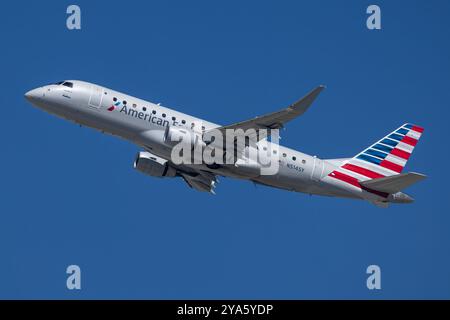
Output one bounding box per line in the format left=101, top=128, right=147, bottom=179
left=25, top=80, right=426, bottom=207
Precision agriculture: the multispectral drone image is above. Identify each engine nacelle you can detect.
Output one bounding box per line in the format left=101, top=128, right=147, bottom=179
left=133, top=152, right=177, bottom=178
left=163, top=125, right=206, bottom=149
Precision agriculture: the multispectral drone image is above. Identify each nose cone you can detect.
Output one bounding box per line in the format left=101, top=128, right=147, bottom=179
left=24, top=88, right=42, bottom=103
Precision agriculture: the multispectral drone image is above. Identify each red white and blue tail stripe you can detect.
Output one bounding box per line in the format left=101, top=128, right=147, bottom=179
left=346, top=123, right=423, bottom=177
left=327, top=123, right=424, bottom=196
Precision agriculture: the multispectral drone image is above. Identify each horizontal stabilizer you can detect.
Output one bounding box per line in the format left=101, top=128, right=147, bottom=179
left=360, top=172, right=426, bottom=194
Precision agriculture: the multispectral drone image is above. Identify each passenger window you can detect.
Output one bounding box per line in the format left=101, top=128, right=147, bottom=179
left=113, top=97, right=117, bottom=102
left=152, top=110, right=156, bottom=114
left=133, top=103, right=137, bottom=108
left=143, top=107, right=147, bottom=112
left=283, top=153, right=287, bottom=157
left=292, top=156, right=297, bottom=161
left=182, top=120, right=186, bottom=124
left=172, top=116, right=176, bottom=121
left=123, top=101, right=127, bottom=105
left=162, top=113, right=166, bottom=118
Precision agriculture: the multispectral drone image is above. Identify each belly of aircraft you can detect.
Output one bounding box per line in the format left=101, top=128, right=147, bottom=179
left=252, top=175, right=360, bottom=199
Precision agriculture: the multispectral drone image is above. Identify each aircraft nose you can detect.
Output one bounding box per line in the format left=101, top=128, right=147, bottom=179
left=24, top=88, right=42, bottom=103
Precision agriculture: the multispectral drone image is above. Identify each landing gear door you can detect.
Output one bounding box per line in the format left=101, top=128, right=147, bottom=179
left=88, top=85, right=104, bottom=109
left=311, top=156, right=324, bottom=182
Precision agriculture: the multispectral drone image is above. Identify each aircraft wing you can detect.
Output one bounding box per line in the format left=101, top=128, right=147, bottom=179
left=203, top=85, right=324, bottom=163
left=140, top=147, right=220, bottom=194
left=208, top=85, right=325, bottom=138
left=179, top=170, right=219, bottom=194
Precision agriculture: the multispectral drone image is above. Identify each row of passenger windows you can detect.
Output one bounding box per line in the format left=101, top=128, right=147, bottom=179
left=260, top=147, right=306, bottom=163
left=110, top=94, right=304, bottom=163
left=112, top=96, right=206, bottom=130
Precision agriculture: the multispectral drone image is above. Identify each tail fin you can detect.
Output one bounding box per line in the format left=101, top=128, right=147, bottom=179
left=340, top=123, right=424, bottom=180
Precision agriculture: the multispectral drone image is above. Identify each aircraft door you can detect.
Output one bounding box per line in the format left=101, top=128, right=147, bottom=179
left=311, top=156, right=324, bottom=182
left=88, top=85, right=104, bottom=109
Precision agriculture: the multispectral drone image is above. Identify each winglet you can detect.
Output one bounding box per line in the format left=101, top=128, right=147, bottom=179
left=288, top=85, right=326, bottom=116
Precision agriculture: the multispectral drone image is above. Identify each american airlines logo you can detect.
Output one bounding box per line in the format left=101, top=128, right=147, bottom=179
left=110, top=104, right=172, bottom=128
left=108, top=101, right=121, bottom=112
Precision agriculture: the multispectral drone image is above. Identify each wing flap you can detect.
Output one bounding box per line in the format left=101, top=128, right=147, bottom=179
left=360, top=172, right=426, bottom=194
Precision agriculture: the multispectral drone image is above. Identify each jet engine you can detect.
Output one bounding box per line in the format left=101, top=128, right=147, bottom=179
left=133, top=152, right=177, bottom=178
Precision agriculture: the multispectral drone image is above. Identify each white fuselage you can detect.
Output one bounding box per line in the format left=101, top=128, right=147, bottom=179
left=25, top=80, right=398, bottom=202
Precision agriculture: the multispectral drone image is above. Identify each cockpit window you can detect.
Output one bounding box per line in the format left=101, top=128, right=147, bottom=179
left=52, top=81, right=73, bottom=88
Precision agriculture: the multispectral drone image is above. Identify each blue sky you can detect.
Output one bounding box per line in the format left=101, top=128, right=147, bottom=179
left=0, top=0, right=449, bottom=299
